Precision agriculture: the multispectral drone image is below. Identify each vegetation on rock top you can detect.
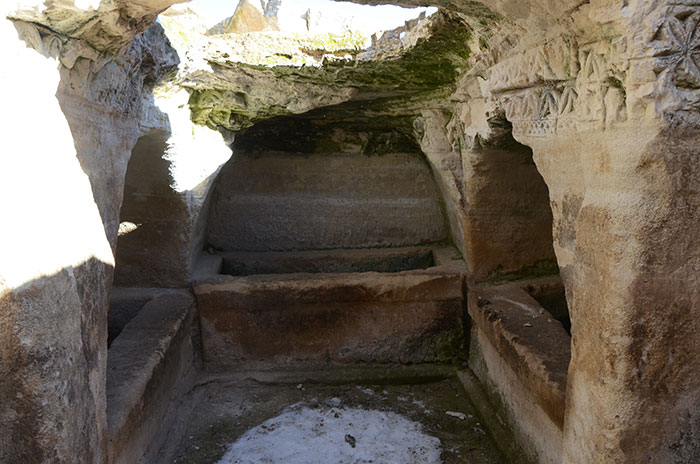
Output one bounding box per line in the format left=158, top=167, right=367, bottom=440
left=181, top=12, right=474, bottom=133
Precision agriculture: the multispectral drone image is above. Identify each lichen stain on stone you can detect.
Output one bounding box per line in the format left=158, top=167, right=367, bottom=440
left=180, top=12, right=474, bottom=133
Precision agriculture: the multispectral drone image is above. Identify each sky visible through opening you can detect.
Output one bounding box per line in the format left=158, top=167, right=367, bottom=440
left=188, top=0, right=437, bottom=36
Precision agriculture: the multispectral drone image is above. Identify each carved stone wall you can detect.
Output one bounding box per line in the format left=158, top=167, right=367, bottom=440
left=1, top=1, right=700, bottom=463
left=208, top=119, right=449, bottom=252
left=464, top=2, right=700, bottom=463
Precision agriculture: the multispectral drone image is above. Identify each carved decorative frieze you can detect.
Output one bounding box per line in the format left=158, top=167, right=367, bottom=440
left=559, top=86, right=578, bottom=116
left=496, top=83, right=578, bottom=138
left=487, top=37, right=579, bottom=93
left=487, top=36, right=632, bottom=138
left=575, top=50, right=609, bottom=125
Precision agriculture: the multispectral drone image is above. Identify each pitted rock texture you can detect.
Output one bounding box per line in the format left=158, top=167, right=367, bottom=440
left=2, top=1, right=700, bottom=464
left=1, top=2, right=185, bottom=462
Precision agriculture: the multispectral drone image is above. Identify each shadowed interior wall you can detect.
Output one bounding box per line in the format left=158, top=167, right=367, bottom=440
left=463, top=134, right=557, bottom=282
left=206, top=117, right=450, bottom=251
left=114, top=129, right=190, bottom=287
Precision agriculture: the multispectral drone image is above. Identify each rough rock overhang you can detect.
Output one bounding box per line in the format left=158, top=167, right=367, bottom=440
left=161, top=10, right=480, bottom=133
left=8, top=0, right=188, bottom=53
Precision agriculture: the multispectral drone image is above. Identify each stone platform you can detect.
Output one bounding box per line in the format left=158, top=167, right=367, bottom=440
left=193, top=245, right=467, bottom=368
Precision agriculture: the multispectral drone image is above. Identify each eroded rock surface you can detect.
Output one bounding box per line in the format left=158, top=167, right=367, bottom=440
left=1, top=2, right=184, bottom=462
left=2, top=0, right=700, bottom=463
left=160, top=10, right=471, bottom=132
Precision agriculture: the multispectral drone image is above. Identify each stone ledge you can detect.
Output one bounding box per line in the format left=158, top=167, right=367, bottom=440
left=109, top=287, right=154, bottom=346
left=467, top=277, right=570, bottom=427
left=106, top=289, right=195, bottom=464
left=192, top=252, right=223, bottom=281
left=193, top=252, right=467, bottom=368
left=195, top=268, right=465, bottom=306
left=457, top=369, right=532, bottom=464
left=217, top=246, right=437, bottom=276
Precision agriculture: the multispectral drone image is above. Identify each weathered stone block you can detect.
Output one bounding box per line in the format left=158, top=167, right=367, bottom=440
left=194, top=249, right=467, bottom=368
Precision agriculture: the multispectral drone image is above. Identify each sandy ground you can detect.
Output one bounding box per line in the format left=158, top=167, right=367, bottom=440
left=153, top=371, right=504, bottom=464
left=217, top=404, right=442, bottom=463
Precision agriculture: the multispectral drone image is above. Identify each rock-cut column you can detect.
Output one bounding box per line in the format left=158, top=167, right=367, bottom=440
left=528, top=123, right=700, bottom=463
left=0, top=1, right=183, bottom=462
left=498, top=2, right=700, bottom=459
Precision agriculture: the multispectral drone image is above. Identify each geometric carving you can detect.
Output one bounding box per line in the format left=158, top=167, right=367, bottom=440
left=559, top=87, right=578, bottom=116
left=488, top=37, right=578, bottom=93
left=651, top=9, right=700, bottom=89
left=480, top=25, right=643, bottom=138
left=492, top=39, right=629, bottom=138
left=497, top=83, right=576, bottom=138
left=580, top=50, right=606, bottom=84
left=484, top=35, right=625, bottom=138
left=538, top=88, right=559, bottom=119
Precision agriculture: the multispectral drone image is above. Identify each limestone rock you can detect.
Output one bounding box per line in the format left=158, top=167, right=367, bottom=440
left=208, top=0, right=280, bottom=35
left=2, top=1, right=700, bottom=464
left=158, top=4, right=210, bottom=55
left=1, top=4, right=185, bottom=462
left=162, top=11, right=472, bottom=132
left=8, top=0, right=188, bottom=53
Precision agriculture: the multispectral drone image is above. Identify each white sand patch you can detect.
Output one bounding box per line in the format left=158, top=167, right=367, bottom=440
left=218, top=404, right=442, bottom=464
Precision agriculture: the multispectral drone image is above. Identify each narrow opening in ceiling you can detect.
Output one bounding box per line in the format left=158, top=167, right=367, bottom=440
left=187, top=0, right=437, bottom=41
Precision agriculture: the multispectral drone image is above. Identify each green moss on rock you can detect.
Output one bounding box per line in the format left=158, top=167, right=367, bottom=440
left=186, top=12, right=474, bottom=133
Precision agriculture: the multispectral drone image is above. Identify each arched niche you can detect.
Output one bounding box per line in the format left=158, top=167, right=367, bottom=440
left=206, top=114, right=452, bottom=254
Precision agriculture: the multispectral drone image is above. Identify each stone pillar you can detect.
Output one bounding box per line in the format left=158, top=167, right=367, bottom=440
left=415, top=109, right=469, bottom=258
left=492, top=1, right=700, bottom=458
left=0, top=2, right=182, bottom=460
left=418, top=103, right=556, bottom=282
left=0, top=19, right=114, bottom=463
left=526, top=124, right=700, bottom=463
left=113, top=88, right=232, bottom=288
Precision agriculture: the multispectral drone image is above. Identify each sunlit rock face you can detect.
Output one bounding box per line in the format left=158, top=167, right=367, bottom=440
left=8, top=0, right=188, bottom=53
left=1, top=1, right=700, bottom=463
left=1, top=2, right=184, bottom=462
left=160, top=9, right=472, bottom=133
left=207, top=0, right=280, bottom=35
